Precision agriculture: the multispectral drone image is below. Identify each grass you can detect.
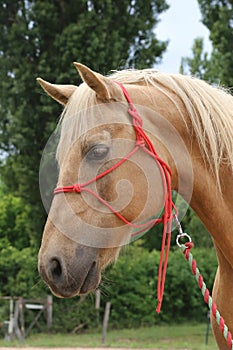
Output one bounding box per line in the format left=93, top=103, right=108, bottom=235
left=0, top=324, right=218, bottom=349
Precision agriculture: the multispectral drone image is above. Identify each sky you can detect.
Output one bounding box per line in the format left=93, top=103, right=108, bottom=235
left=155, top=0, right=212, bottom=73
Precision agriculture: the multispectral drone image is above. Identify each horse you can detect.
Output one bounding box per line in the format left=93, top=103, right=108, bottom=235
left=37, top=63, right=233, bottom=349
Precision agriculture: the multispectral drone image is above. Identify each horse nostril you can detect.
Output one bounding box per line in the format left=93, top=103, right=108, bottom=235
left=50, top=258, right=62, bottom=281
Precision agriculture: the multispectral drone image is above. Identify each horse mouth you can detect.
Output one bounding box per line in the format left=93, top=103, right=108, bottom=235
left=80, top=261, right=100, bottom=294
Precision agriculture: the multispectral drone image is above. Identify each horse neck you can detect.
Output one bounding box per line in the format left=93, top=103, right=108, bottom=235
left=190, top=163, right=233, bottom=260
left=132, top=84, right=233, bottom=266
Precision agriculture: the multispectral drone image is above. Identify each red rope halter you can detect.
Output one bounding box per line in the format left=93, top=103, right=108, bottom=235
left=54, top=82, right=176, bottom=312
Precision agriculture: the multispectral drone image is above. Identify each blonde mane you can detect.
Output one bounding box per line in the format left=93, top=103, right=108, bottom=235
left=58, top=69, right=233, bottom=184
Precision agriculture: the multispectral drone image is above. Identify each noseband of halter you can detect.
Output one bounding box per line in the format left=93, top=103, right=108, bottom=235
left=54, top=81, right=176, bottom=313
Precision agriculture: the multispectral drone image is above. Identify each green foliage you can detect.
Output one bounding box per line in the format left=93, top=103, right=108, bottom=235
left=198, top=0, right=233, bottom=87
left=0, top=190, right=43, bottom=297
left=51, top=296, right=98, bottom=333
left=180, top=37, right=212, bottom=80
left=0, top=238, right=42, bottom=297
left=181, top=0, right=233, bottom=88
left=104, top=246, right=158, bottom=328
left=161, top=247, right=217, bottom=322
left=0, top=193, right=31, bottom=249
left=104, top=245, right=217, bottom=326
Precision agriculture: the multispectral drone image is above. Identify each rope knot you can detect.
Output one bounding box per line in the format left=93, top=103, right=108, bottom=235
left=73, top=184, right=81, bottom=193
left=128, top=107, right=143, bottom=125
left=136, top=139, right=145, bottom=147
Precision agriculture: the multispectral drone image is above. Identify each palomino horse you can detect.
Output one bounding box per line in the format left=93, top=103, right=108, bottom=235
left=38, top=63, right=233, bottom=349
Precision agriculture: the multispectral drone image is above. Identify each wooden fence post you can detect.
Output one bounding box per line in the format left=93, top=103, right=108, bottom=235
left=102, top=302, right=111, bottom=345
left=95, top=289, right=101, bottom=327
left=13, top=299, right=24, bottom=341
left=19, top=298, right=25, bottom=338
left=46, top=295, right=53, bottom=330
left=8, top=298, right=14, bottom=339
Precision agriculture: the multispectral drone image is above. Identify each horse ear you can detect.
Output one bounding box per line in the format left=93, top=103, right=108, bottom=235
left=73, top=62, right=122, bottom=101
left=37, top=78, right=77, bottom=105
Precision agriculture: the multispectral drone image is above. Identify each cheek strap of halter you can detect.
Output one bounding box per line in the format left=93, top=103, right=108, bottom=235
left=54, top=81, right=178, bottom=313
left=116, top=81, right=177, bottom=312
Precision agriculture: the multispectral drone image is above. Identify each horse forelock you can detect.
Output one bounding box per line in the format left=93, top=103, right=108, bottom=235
left=56, top=83, right=98, bottom=166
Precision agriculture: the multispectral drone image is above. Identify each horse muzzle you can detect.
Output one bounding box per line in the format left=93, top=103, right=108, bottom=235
left=38, top=244, right=101, bottom=298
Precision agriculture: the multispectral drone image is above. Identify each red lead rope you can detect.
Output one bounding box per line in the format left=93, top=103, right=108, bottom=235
left=54, top=81, right=176, bottom=312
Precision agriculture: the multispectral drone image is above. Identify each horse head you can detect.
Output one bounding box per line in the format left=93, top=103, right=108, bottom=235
left=38, top=63, right=166, bottom=298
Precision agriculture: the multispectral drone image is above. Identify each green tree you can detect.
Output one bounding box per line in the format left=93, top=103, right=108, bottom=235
left=105, top=245, right=218, bottom=326
left=0, top=0, right=169, bottom=247
left=180, top=37, right=212, bottom=80
left=181, top=0, right=233, bottom=87
left=0, top=238, right=41, bottom=297
left=198, top=0, right=233, bottom=87
left=0, top=193, right=31, bottom=249
left=0, top=190, right=42, bottom=296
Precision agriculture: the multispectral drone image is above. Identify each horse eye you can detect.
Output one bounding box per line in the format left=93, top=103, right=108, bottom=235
left=86, top=144, right=109, bottom=161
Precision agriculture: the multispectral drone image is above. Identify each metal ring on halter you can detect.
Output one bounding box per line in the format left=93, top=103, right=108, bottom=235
left=176, top=233, right=192, bottom=248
